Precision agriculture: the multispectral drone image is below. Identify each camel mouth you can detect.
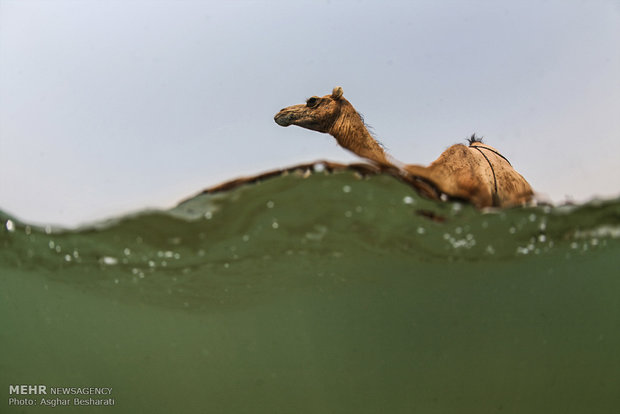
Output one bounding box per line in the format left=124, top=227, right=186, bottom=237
left=274, top=110, right=293, bottom=127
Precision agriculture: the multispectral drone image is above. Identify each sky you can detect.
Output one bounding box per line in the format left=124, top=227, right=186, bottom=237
left=1, top=0, right=619, bottom=227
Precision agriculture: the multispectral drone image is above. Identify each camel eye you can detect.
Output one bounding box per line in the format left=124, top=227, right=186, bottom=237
left=306, top=97, right=319, bottom=108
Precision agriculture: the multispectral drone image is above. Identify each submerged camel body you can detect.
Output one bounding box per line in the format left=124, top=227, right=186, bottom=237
left=274, top=87, right=533, bottom=208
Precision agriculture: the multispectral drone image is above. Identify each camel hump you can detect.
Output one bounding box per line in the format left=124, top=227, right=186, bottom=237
left=331, top=86, right=343, bottom=100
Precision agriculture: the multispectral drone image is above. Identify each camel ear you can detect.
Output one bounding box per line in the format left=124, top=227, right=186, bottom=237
left=331, top=86, right=343, bottom=100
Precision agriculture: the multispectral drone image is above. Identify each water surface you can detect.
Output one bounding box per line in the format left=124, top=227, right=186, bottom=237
left=2, top=170, right=619, bottom=413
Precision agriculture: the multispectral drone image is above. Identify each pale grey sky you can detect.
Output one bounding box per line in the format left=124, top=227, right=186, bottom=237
left=1, top=0, right=619, bottom=227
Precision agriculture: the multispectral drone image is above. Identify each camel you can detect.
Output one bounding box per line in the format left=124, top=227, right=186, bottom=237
left=274, top=87, right=533, bottom=208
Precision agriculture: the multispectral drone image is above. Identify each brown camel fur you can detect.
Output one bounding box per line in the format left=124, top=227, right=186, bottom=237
left=274, top=87, right=533, bottom=208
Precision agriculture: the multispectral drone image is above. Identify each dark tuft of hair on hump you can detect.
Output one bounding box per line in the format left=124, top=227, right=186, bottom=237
left=467, top=133, right=484, bottom=145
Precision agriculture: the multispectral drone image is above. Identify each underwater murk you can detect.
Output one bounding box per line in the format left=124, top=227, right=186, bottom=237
left=2, top=170, right=619, bottom=413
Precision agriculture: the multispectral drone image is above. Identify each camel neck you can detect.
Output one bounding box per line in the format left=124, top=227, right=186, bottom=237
left=328, top=104, right=390, bottom=166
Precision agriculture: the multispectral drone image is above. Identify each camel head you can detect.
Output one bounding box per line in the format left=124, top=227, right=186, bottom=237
left=274, top=86, right=392, bottom=166
left=274, top=87, right=346, bottom=133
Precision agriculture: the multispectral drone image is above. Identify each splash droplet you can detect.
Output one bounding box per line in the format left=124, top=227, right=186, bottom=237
left=101, top=256, right=118, bottom=265
left=5, top=219, right=15, bottom=232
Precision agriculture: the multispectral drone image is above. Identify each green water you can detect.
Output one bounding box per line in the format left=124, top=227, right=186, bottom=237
left=2, top=171, right=619, bottom=413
